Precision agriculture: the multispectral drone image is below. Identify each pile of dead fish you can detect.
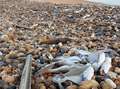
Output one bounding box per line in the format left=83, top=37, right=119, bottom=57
left=34, top=48, right=119, bottom=89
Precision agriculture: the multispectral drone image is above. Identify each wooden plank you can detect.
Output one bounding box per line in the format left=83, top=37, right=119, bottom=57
left=19, top=54, right=32, bottom=89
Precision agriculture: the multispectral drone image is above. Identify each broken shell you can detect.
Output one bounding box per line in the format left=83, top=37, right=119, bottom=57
left=100, top=56, right=112, bottom=74
left=79, top=80, right=99, bottom=89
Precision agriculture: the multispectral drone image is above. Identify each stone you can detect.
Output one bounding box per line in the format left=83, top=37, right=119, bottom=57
left=79, top=80, right=99, bottom=89
left=2, top=75, right=16, bottom=84
left=115, top=67, right=120, bottom=74
left=67, top=84, right=78, bottom=89
left=108, top=71, right=117, bottom=79
left=105, top=79, right=116, bottom=89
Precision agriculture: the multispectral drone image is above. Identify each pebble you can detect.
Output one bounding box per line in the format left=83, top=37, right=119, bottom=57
left=67, top=84, right=78, bottom=89
left=16, top=52, right=25, bottom=57
left=39, top=83, right=46, bottom=89
left=114, top=67, right=120, bottom=74
left=2, top=75, right=16, bottom=84
left=101, top=81, right=112, bottom=89
left=0, top=51, right=3, bottom=56
left=108, top=71, right=117, bottom=79
left=105, top=79, right=116, bottom=89
left=0, top=80, right=5, bottom=88
left=17, top=63, right=24, bottom=70
left=6, top=85, right=16, bottom=89
left=0, top=61, right=5, bottom=67
left=79, top=80, right=99, bottom=89
left=0, top=0, right=120, bottom=89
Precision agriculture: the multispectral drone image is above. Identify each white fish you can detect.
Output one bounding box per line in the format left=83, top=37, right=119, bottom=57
left=52, top=64, right=94, bottom=88
left=97, top=53, right=106, bottom=67
left=49, top=65, right=70, bottom=73
left=101, top=56, right=112, bottom=74
left=87, top=52, right=99, bottom=63
left=55, top=56, right=82, bottom=65
left=89, top=52, right=106, bottom=71
left=72, top=48, right=91, bottom=56
left=82, top=64, right=94, bottom=80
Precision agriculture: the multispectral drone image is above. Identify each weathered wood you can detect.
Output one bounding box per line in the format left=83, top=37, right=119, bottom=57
left=19, top=54, right=32, bottom=89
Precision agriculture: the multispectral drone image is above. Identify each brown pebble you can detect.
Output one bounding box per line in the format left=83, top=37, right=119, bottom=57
left=40, top=83, right=46, bottom=89
left=2, top=75, right=16, bottom=84
left=67, top=84, right=78, bottom=89
left=79, top=80, right=99, bottom=89
left=5, top=51, right=18, bottom=59
left=115, top=67, right=120, bottom=74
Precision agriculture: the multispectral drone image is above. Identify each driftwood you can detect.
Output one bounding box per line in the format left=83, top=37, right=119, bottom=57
left=19, top=54, right=32, bottom=89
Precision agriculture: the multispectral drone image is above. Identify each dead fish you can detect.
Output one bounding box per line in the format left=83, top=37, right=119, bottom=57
left=66, top=84, right=78, bottom=89
left=55, top=56, right=82, bottom=65
left=71, top=48, right=91, bottom=56
left=49, top=65, right=70, bottom=73
left=82, top=64, right=94, bottom=80
left=52, top=64, right=94, bottom=89
left=100, top=56, right=112, bottom=74
left=91, top=52, right=106, bottom=71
